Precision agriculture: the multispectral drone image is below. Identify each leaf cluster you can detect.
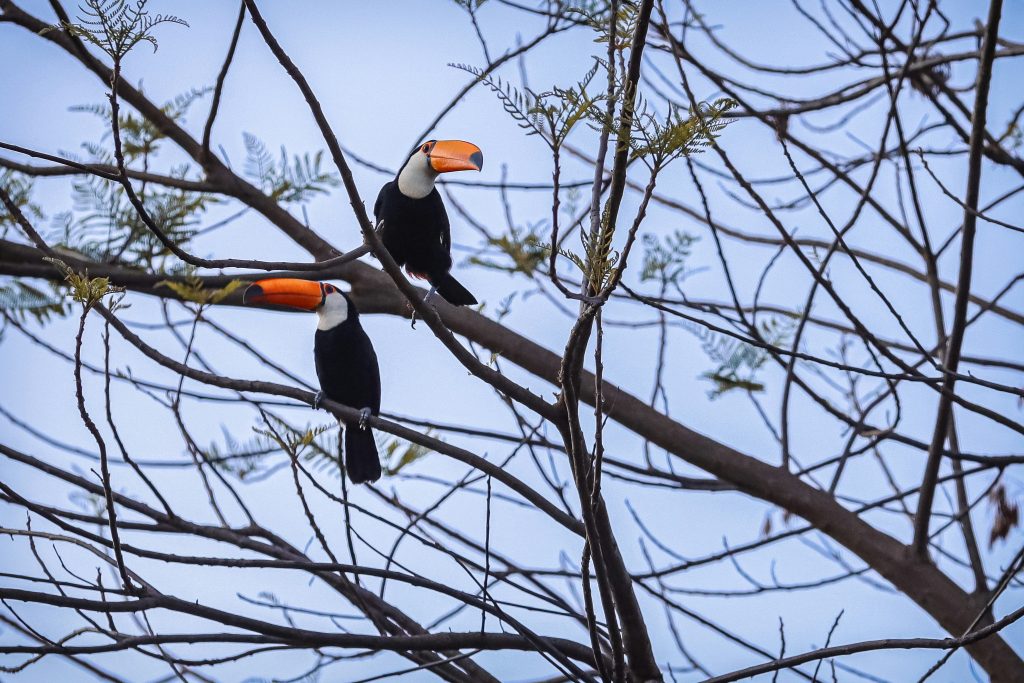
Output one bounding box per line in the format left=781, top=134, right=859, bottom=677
left=452, top=61, right=605, bottom=151
left=56, top=166, right=217, bottom=269
left=629, top=99, right=737, bottom=166
left=43, top=256, right=126, bottom=308
left=0, top=171, right=43, bottom=238
left=470, top=224, right=548, bottom=277
left=72, top=87, right=209, bottom=162
left=639, top=230, right=698, bottom=284
left=243, top=134, right=341, bottom=205
left=382, top=437, right=432, bottom=476
left=56, top=89, right=217, bottom=268
left=568, top=1, right=639, bottom=51
left=157, top=277, right=245, bottom=306
left=0, top=279, right=69, bottom=324
left=43, top=0, right=187, bottom=60
left=457, top=58, right=734, bottom=169
left=579, top=208, right=620, bottom=292
left=254, top=420, right=335, bottom=461
left=692, top=317, right=794, bottom=399
left=210, top=413, right=433, bottom=482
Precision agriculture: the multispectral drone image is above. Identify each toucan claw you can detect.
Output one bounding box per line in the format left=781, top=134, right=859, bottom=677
left=358, top=407, right=372, bottom=430
left=312, top=390, right=325, bottom=410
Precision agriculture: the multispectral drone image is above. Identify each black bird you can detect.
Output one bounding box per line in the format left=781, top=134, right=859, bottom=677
left=243, top=278, right=382, bottom=484
left=375, top=139, right=483, bottom=306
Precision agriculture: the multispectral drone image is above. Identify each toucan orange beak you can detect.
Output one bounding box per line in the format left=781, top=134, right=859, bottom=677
left=429, top=140, right=483, bottom=173
left=243, top=278, right=324, bottom=311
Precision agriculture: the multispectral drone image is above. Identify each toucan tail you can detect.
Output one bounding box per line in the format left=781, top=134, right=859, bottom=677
left=433, top=272, right=478, bottom=306
left=344, top=425, right=381, bottom=484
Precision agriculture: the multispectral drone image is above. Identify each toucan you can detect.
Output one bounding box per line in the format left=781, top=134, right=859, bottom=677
left=375, top=139, right=483, bottom=306
left=243, top=279, right=382, bottom=484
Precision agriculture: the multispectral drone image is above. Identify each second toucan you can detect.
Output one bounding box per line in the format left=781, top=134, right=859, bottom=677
left=243, top=278, right=382, bottom=484
left=375, top=139, right=483, bottom=306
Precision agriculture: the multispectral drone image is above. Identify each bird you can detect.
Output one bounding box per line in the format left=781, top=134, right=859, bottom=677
left=374, top=139, right=483, bottom=306
left=243, top=278, right=382, bottom=484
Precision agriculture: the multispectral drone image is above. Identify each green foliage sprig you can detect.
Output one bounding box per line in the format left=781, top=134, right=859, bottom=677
left=43, top=257, right=126, bottom=309
left=42, top=0, right=187, bottom=59
left=469, top=224, right=548, bottom=277
left=696, top=317, right=795, bottom=399
left=157, top=277, right=245, bottom=306
left=451, top=61, right=605, bottom=150
left=0, top=171, right=43, bottom=238
left=0, top=280, right=69, bottom=324
left=72, top=88, right=210, bottom=162
left=58, top=89, right=217, bottom=268
left=640, top=230, right=698, bottom=285
left=243, top=134, right=341, bottom=205
left=568, top=0, right=640, bottom=51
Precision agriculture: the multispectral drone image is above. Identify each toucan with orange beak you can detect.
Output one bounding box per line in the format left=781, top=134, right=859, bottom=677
left=375, top=139, right=482, bottom=306
left=243, top=279, right=382, bottom=484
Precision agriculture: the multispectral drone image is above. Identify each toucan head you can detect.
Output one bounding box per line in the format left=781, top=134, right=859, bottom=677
left=243, top=278, right=353, bottom=330
left=397, top=139, right=483, bottom=199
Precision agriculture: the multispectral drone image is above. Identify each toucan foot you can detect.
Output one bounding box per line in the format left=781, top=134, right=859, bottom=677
left=312, top=390, right=325, bottom=410
left=358, top=407, right=372, bottom=430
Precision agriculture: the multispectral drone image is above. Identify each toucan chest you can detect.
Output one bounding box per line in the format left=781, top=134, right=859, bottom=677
left=375, top=183, right=450, bottom=264
left=313, top=323, right=381, bottom=411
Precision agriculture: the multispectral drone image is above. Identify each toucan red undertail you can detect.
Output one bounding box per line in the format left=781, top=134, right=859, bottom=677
left=375, top=139, right=483, bottom=306
left=243, top=279, right=382, bottom=484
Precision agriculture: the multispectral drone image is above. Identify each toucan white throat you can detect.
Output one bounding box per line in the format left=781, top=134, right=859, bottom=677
left=317, top=291, right=349, bottom=331
left=397, top=151, right=438, bottom=199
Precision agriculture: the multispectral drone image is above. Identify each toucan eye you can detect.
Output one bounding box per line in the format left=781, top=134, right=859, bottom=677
left=324, top=285, right=334, bottom=294
left=421, top=143, right=431, bottom=153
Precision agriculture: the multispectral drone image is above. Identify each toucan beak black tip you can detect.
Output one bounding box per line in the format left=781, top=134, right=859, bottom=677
left=242, top=283, right=263, bottom=305
left=470, top=150, right=483, bottom=171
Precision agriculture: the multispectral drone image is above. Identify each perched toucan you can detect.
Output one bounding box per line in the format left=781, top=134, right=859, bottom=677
left=375, top=139, right=483, bottom=306
left=243, top=279, right=382, bottom=484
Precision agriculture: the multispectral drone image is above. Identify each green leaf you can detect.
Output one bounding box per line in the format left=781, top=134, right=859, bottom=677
left=157, top=277, right=245, bottom=305
left=43, top=257, right=125, bottom=307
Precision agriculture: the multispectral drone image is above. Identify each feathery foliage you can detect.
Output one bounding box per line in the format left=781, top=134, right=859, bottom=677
left=43, top=0, right=187, bottom=59
left=695, top=317, right=794, bottom=399
left=569, top=0, right=640, bottom=51
left=57, top=89, right=218, bottom=268
left=451, top=61, right=606, bottom=150
left=71, top=88, right=210, bottom=161
left=209, top=413, right=433, bottom=481
left=640, top=230, right=698, bottom=285
left=43, top=256, right=126, bottom=308
left=157, top=277, right=245, bottom=306
left=0, top=279, right=69, bottom=324
left=243, top=134, right=341, bottom=205
left=470, top=223, right=548, bottom=277
left=0, top=171, right=43, bottom=238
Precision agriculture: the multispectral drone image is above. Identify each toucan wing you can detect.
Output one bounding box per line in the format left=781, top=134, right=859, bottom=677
left=373, top=184, right=387, bottom=223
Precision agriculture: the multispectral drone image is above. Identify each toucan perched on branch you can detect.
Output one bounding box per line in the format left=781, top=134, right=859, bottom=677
left=243, top=279, right=382, bottom=484
left=375, top=139, right=483, bottom=306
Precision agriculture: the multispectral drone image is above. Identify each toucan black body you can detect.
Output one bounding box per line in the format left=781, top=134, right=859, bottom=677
left=243, top=279, right=382, bottom=484
left=374, top=139, right=483, bottom=306
left=314, top=297, right=381, bottom=484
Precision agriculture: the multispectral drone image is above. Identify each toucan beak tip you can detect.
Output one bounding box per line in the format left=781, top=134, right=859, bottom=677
left=470, top=150, right=483, bottom=171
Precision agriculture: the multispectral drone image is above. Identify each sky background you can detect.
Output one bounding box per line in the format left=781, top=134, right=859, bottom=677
left=1, top=1, right=1023, bottom=681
